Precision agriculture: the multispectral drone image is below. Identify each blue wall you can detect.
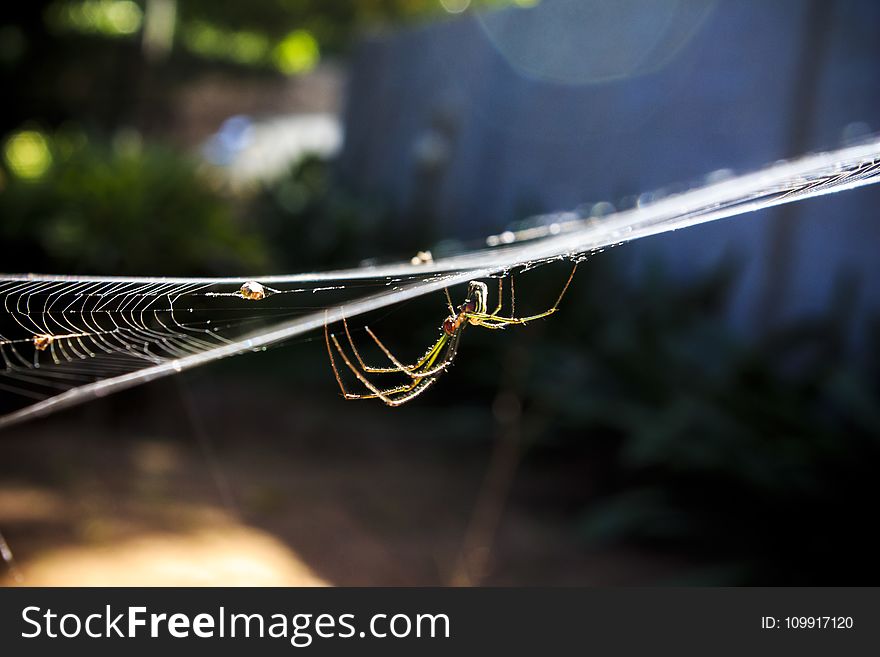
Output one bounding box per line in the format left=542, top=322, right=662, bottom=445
left=338, top=0, right=880, bottom=337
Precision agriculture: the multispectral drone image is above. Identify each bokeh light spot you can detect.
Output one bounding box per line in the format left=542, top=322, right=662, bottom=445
left=230, top=31, right=270, bottom=64
left=272, top=30, right=320, bottom=75
left=3, top=130, right=53, bottom=180
left=104, top=0, right=142, bottom=34
left=48, top=0, right=143, bottom=37
left=183, top=21, right=269, bottom=66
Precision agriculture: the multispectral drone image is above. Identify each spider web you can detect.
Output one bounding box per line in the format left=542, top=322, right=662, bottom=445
left=0, top=278, right=287, bottom=400
left=1, top=137, right=879, bottom=428
left=0, top=274, right=415, bottom=411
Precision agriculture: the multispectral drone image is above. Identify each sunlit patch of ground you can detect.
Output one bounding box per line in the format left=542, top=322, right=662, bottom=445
left=8, top=527, right=327, bottom=587
left=0, top=476, right=327, bottom=586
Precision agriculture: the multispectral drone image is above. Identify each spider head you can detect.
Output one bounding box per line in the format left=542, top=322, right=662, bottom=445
left=461, top=280, right=489, bottom=316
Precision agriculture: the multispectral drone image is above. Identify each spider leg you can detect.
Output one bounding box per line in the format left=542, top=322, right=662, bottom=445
left=326, top=322, right=380, bottom=399
left=510, top=273, right=516, bottom=317
left=326, top=325, right=463, bottom=405
left=364, top=326, right=449, bottom=379
left=474, top=309, right=555, bottom=324
left=341, top=315, right=451, bottom=377
left=325, top=323, right=355, bottom=398
left=325, top=320, right=411, bottom=399
left=337, top=372, right=444, bottom=407
left=467, top=263, right=577, bottom=326
left=381, top=374, right=442, bottom=406
left=468, top=309, right=555, bottom=326
left=342, top=317, right=417, bottom=375
left=372, top=327, right=461, bottom=382
left=468, top=320, right=509, bottom=329
left=366, top=327, right=456, bottom=377
left=328, top=331, right=423, bottom=403
left=550, top=261, right=577, bottom=310
left=376, top=329, right=463, bottom=406
left=490, top=278, right=503, bottom=316
left=353, top=366, right=447, bottom=406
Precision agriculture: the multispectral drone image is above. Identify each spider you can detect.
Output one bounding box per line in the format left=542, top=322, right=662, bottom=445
left=32, top=333, right=54, bottom=351
left=324, top=263, right=577, bottom=406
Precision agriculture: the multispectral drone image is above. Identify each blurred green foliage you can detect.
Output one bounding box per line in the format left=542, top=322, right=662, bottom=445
left=2, top=1, right=531, bottom=147
left=512, top=257, right=880, bottom=584
left=30, top=0, right=530, bottom=75
left=249, top=155, right=433, bottom=270
left=170, top=0, right=531, bottom=56
left=0, top=128, right=268, bottom=275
